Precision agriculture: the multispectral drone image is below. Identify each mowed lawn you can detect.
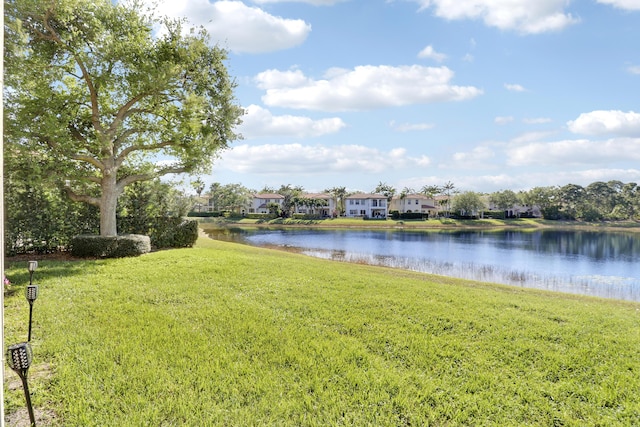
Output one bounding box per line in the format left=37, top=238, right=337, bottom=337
left=3, top=237, right=640, bottom=426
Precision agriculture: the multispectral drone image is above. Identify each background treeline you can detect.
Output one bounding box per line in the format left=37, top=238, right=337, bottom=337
left=497, top=181, right=640, bottom=221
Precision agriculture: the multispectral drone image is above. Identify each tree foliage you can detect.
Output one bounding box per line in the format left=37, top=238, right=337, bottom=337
left=374, top=182, right=396, bottom=203
left=325, top=186, right=349, bottom=216
left=452, top=191, right=486, bottom=217
left=489, top=190, right=520, bottom=212
left=4, top=0, right=243, bottom=236
left=520, top=182, right=640, bottom=220
left=208, top=182, right=253, bottom=212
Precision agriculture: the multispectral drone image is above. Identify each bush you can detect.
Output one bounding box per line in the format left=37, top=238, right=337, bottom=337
left=399, top=212, right=426, bottom=220
left=70, top=234, right=151, bottom=258
left=152, top=219, right=199, bottom=249
left=118, top=217, right=198, bottom=249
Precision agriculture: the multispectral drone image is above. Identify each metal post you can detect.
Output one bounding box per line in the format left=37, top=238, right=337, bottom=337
left=7, top=342, right=36, bottom=426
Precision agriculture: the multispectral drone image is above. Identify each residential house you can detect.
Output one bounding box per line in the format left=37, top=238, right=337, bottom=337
left=389, top=194, right=437, bottom=216
left=293, top=193, right=336, bottom=217
left=249, top=193, right=285, bottom=214
left=344, top=193, right=388, bottom=218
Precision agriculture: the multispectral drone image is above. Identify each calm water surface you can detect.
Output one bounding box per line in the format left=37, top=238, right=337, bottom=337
left=208, top=228, right=640, bottom=302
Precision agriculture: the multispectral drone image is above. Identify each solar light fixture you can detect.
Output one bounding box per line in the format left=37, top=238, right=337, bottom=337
left=26, top=285, right=39, bottom=342
left=7, top=342, right=36, bottom=426
left=28, top=261, right=38, bottom=285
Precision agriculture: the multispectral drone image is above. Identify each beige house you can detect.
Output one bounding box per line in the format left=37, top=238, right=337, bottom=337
left=389, top=194, right=437, bottom=216
left=249, top=193, right=284, bottom=214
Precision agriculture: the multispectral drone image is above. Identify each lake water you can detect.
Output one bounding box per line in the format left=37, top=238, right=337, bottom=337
left=207, top=228, right=640, bottom=302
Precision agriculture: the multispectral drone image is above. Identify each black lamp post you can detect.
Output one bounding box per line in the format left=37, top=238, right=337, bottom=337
left=7, top=342, right=36, bottom=426
left=27, top=261, right=39, bottom=342
left=26, top=285, right=39, bottom=342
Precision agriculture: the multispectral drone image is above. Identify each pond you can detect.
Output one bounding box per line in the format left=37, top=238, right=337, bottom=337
left=207, top=228, right=640, bottom=302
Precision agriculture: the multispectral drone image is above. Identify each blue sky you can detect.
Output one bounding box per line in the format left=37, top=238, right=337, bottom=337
left=146, top=0, right=640, bottom=194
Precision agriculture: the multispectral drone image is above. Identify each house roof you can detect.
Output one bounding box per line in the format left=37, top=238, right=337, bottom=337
left=253, top=193, right=284, bottom=199
left=392, top=193, right=435, bottom=201
left=303, top=193, right=332, bottom=199
left=345, top=193, right=386, bottom=199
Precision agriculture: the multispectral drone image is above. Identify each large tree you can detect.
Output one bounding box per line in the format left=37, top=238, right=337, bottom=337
left=451, top=191, right=486, bottom=217
left=4, top=0, right=243, bottom=236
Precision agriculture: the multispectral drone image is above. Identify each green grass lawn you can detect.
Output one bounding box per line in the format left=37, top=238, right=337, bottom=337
left=3, top=237, right=640, bottom=426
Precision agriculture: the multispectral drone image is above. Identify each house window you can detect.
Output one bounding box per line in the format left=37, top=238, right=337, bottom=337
left=349, top=200, right=354, bottom=205
left=372, top=200, right=378, bottom=207
left=360, top=210, right=366, bottom=216
left=349, top=210, right=358, bottom=215
left=416, top=200, right=419, bottom=204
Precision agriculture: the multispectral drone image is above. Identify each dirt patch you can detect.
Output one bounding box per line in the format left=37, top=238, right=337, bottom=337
left=5, top=363, right=57, bottom=426
left=5, top=408, right=57, bottom=427
left=6, top=252, right=85, bottom=263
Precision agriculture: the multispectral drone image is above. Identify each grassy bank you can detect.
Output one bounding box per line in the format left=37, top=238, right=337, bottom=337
left=3, top=238, right=640, bottom=425
left=199, top=216, right=640, bottom=233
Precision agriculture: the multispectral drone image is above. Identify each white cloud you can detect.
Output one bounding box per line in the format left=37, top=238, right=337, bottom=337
left=597, top=0, right=640, bottom=11
left=252, top=0, right=347, bottom=4
left=567, top=110, right=640, bottom=136
left=495, top=116, right=514, bottom=125
left=141, top=0, right=311, bottom=53
left=506, top=138, right=640, bottom=166
left=451, top=146, right=495, bottom=168
left=523, top=117, right=552, bottom=124
left=504, top=83, right=527, bottom=92
left=414, top=0, right=579, bottom=34
left=256, top=65, right=482, bottom=112
left=238, top=104, right=347, bottom=138
left=628, top=65, right=640, bottom=75
left=510, top=130, right=557, bottom=144
left=389, top=121, right=435, bottom=132
left=219, top=144, right=430, bottom=173
left=418, top=45, right=447, bottom=62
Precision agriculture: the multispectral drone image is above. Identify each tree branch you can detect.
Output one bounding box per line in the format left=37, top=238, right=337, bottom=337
left=40, top=5, right=105, bottom=136
left=64, top=187, right=100, bottom=207
left=115, top=140, right=175, bottom=167
left=70, top=154, right=104, bottom=170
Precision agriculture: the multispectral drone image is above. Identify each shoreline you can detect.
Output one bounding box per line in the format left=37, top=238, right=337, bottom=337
left=198, top=217, right=640, bottom=233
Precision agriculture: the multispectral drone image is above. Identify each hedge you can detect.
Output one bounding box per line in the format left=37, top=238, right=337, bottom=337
left=70, top=234, right=151, bottom=258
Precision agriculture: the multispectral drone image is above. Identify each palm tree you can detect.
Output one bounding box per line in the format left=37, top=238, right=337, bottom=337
left=420, top=184, right=440, bottom=198
left=374, top=182, right=396, bottom=205
left=440, top=181, right=456, bottom=217
left=326, top=186, right=348, bottom=216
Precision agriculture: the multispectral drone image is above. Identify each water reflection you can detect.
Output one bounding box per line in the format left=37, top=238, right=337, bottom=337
left=206, top=228, right=640, bottom=302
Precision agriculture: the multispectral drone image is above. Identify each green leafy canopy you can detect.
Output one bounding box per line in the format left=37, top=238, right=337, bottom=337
left=5, top=0, right=243, bottom=235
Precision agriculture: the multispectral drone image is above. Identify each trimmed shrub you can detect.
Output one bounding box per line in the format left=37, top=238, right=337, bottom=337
left=152, top=219, right=199, bottom=249
left=399, top=212, right=426, bottom=220
left=118, top=217, right=198, bottom=249
left=70, top=234, right=151, bottom=258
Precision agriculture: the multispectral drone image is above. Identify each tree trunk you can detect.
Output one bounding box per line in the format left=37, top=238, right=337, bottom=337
left=100, top=173, right=120, bottom=236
